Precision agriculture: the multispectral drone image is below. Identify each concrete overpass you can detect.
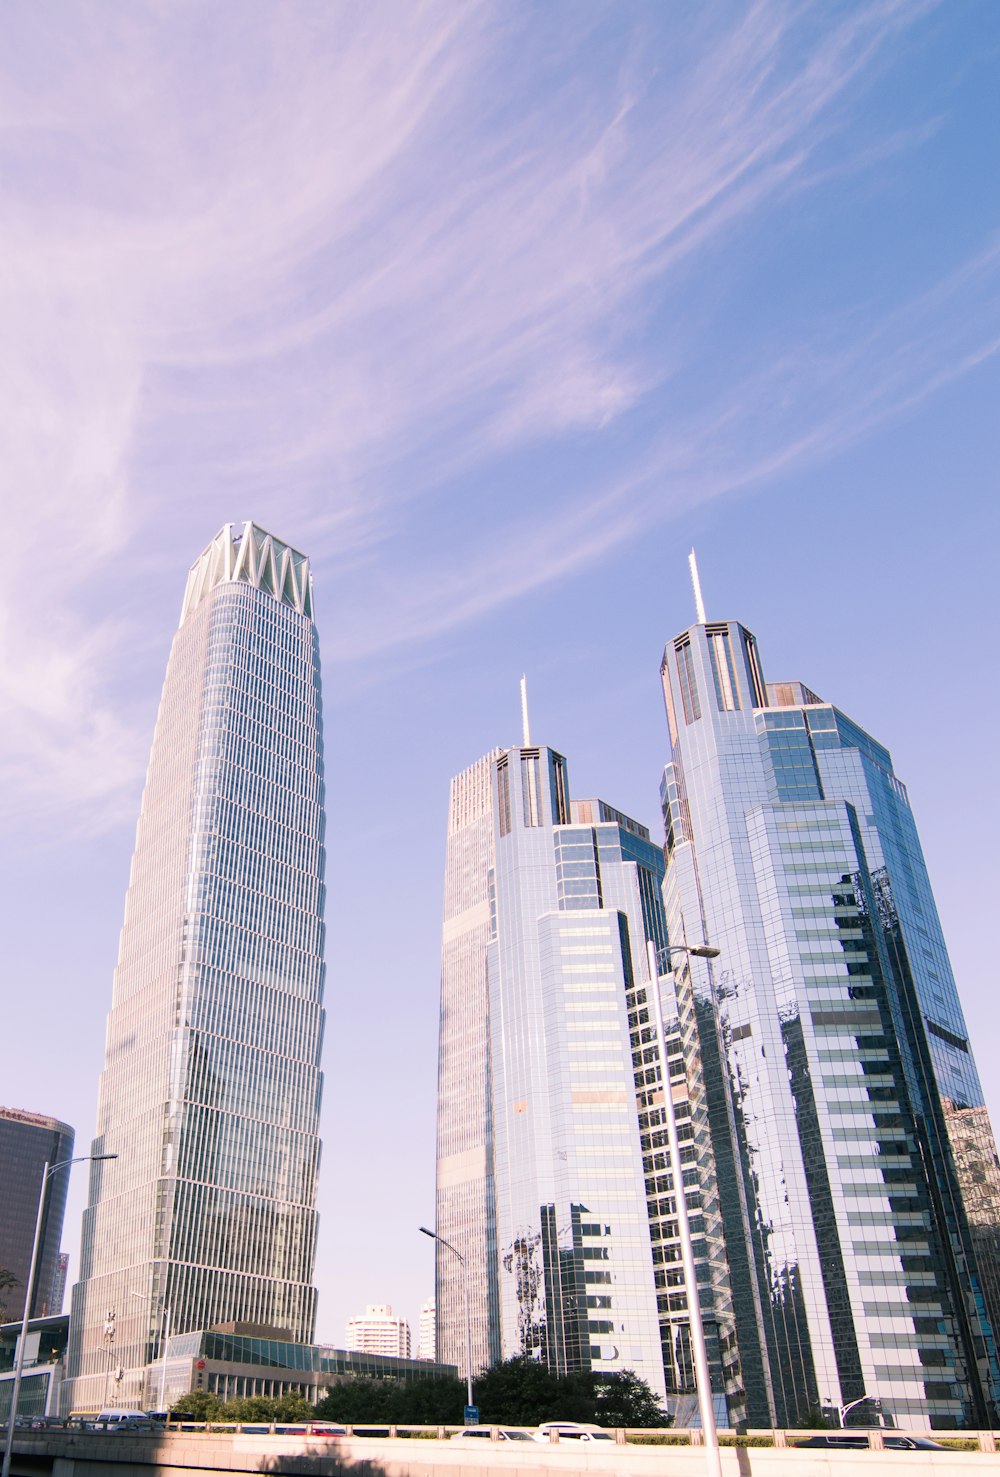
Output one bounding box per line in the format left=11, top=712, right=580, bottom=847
left=6, top=1430, right=999, bottom=1477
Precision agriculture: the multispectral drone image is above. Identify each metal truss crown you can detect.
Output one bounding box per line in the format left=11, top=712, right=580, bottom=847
left=179, top=521, right=313, bottom=625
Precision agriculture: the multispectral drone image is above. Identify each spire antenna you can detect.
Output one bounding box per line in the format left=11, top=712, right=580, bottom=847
left=520, top=675, right=531, bottom=747
left=688, top=548, right=707, bottom=624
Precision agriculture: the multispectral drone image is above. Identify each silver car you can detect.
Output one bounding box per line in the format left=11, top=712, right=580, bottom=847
left=451, top=1426, right=539, bottom=1442
left=535, top=1422, right=616, bottom=1443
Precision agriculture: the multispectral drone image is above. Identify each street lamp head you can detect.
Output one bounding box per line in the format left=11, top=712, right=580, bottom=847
left=419, top=1226, right=436, bottom=1240
left=92, top=1154, right=118, bottom=1162
left=687, top=946, right=720, bottom=959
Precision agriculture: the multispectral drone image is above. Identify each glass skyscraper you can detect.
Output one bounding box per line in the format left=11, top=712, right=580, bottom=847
left=436, top=742, right=687, bottom=1400
left=0, top=1108, right=75, bottom=1323
left=63, top=522, right=326, bottom=1413
left=659, top=608, right=1000, bottom=1428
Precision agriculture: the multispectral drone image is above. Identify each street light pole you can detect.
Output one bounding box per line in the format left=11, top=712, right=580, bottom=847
left=646, top=940, right=722, bottom=1477
left=2, top=1153, right=117, bottom=1477
left=159, top=1305, right=171, bottom=1412
left=419, top=1227, right=473, bottom=1410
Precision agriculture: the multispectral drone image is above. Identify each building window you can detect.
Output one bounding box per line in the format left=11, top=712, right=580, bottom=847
left=706, top=626, right=741, bottom=711
left=742, top=630, right=767, bottom=709
left=660, top=653, right=679, bottom=746
left=551, top=754, right=570, bottom=825
left=497, top=756, right=511, bottom=837
left=674, top=638, right=701, bottom=725
left=521, top=751, right=542, bottom=827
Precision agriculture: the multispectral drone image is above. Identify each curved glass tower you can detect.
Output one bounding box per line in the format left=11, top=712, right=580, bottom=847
left=63, top=522, right=326, bottom=1412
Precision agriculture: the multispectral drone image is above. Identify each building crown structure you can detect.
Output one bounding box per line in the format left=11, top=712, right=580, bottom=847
left=180, top=522, right=313, bottom=624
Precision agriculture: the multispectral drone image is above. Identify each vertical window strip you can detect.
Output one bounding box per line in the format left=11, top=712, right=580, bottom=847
left=497, top=757, right=511, bottom=837
left=661, top=658, right=679, bottom=747
left=743, top=631, right=767, bottom=709
left=706, top=628, right=740, bottom=712
left=552, top=755, right=569, bottom=825
left=521, top=751, right=542, bottom=827
left=674, top=638, right=701, bottom=725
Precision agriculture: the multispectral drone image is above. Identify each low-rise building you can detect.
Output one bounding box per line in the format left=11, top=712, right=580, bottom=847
left=148, top=1327, right=453, bottom=1409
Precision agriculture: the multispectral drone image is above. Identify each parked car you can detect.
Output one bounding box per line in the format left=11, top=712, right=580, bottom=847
left=451, top=1426, right=539, bottom=1442
left=535, top=1422, right=616, bottom=1443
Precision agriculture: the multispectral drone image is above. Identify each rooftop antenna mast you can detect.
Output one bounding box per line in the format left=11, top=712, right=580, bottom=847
left=688, top=548, right=707, bottom=624
left=520, top=675, right=531, bottom=747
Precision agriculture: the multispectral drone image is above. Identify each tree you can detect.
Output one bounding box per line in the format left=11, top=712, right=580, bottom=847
left=393, top=1376, right=466, bottom=1424
left=0, top=1268, right=19, bottom=1324
left=316, top=1378, right=397, bottom=1423
left=468, top=1356, right=669, bottom=1428
left=315, top=1374, right=466, bottom=1425
left=170, top=1391, right=316, bottom=1423
left=472, top=1355, right=590, bottom=1425
left=223, top=1394, right=316, bottom=1422
left=588, top=1370, right=671, bottom=1428
left=170, top=1390, right=225, bottom=1420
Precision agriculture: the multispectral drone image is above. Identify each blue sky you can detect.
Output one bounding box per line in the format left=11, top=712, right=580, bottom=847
left=2, top=1, right=998, bottom=1349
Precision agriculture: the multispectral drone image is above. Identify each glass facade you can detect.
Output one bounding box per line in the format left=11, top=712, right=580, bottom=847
left=0, top=1109, right=75, bottom=1323
left=156, top=1329, right=456, bottom=1406
left=63, top=522, right=326, bottom=1413
left=0, top=1312, right=70, bottom=1422
left=435, top=751, right=503, bottom=1378
left=436, top=745, right=719, bottom=1405
left=660, top=617, right=1000, bottom=1428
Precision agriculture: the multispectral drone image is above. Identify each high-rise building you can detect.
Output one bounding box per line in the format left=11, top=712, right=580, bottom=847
left=345, top=1304, right=411, bottom=1359
left=417, top=1296, right=436, bottom=1361
left=658, top=581, right=1000, bottom=1428
left=0, top=1108, right=75, bottom=1323
left=49, top=1254, right=69, bottom=1318
left=434, top=741, right=673, bottom=1400
left=63, top=522, right=327, bottom=1412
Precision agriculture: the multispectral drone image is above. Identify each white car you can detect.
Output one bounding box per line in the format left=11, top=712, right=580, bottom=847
left=535, top=1422, right=616, bottom=1443
left=451, top=1426, right=539, bottom=1442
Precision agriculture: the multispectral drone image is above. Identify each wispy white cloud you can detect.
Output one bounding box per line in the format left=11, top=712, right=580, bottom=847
left=1, top=0, right=996, bottom=833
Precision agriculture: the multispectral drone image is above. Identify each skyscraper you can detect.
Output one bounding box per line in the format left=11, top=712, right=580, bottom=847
left=63, top=522, right=327, bottom=1412
left=0, top=1108, right=74, bottom=1323
left=658, top=578, right=1000, bottom=1428
left=435, top=740, right=672, bottom=1399
left=49, top=1254, right=69, bottom=1318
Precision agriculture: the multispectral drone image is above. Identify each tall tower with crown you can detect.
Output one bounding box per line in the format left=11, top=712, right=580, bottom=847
left=63, top=523, right=327, bottom=1412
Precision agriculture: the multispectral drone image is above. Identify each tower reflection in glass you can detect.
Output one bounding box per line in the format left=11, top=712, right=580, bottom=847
left=659, top=591, right=1000, bottom=1429
left=64, top=523, right=326, bottom=1412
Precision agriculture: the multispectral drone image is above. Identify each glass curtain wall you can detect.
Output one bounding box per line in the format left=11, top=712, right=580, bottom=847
left=63, top=523, right=326, bottom=1413
left=659, top=614, right=1000, bottom=1429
